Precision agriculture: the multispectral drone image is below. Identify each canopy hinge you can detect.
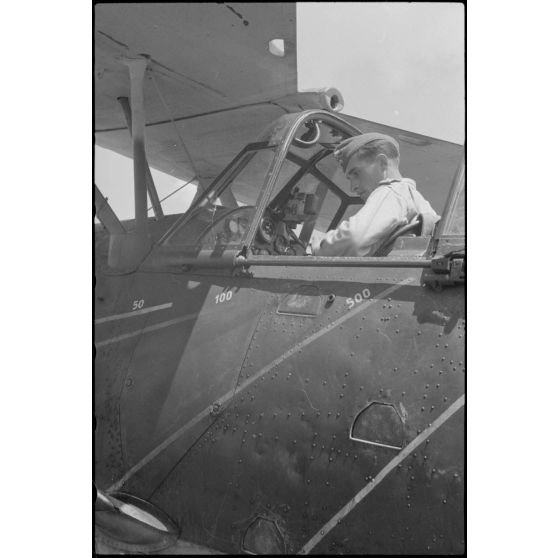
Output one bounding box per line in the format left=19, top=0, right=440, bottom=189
left=232, top=246, right=253, bottom=278
left=423, top=251, right=465, bottom=291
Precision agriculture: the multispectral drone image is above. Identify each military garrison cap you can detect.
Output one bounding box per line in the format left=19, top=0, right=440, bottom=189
left=333, top=132, right=400, bottom=172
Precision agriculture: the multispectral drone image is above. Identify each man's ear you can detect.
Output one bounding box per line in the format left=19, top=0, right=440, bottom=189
left=375, top=153, right=388, bottom=170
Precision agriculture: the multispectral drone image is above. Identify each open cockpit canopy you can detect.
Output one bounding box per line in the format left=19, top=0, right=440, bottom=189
left=156, top=110, right=463, bottom=259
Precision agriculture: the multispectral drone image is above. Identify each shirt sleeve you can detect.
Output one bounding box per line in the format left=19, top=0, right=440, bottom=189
left=314, top=186, right=406, bottom=257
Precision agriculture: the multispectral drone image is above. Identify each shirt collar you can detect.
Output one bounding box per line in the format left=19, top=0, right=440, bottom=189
left=378, top=178, right=402, bottom=186
left=378, top=177, right=415, bottom=187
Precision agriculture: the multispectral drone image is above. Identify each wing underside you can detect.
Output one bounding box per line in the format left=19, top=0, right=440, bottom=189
left=95, top=2, right=462, bottom=208
left=95, top=3, right=302, bottom=184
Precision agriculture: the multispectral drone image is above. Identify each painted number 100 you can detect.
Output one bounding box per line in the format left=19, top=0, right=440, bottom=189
left=215, top=291, right=233, bottom=304
left=346, top=288, right=371, bottom=309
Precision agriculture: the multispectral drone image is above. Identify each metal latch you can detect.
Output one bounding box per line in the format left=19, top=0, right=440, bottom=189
left=423, top=251, right=465, bottom=291
left=233, top=246, right=253, bottom=278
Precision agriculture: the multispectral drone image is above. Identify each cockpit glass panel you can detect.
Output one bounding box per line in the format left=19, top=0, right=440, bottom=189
left=165, top=146, right=283, bottom=248
left=273, top=158, right=300, bottom=196
left=443, top=173, right=465, bottom=236
left=306, top=186, right=342, bottom=248
left=249, top=119, right=350, bottom=256
left=316, top=154, right=352, bottom=196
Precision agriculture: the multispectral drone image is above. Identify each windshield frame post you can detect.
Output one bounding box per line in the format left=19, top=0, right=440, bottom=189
left=437, top=155, right=465, bottom=237
left=242, top=110, right=361, bottom=252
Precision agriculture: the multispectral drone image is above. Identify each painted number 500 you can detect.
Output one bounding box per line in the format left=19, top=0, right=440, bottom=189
left=346, top=288, right=371, bottom=309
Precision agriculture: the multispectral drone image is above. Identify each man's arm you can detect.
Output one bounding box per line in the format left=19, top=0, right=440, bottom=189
left=313, top=187, right=405, bottom=257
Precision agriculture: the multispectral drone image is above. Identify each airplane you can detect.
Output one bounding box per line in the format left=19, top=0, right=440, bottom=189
left=94, top=3, right=465, bottom=555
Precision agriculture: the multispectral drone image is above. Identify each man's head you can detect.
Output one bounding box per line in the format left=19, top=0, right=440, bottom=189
left=334, top=133, right=400, bottom=201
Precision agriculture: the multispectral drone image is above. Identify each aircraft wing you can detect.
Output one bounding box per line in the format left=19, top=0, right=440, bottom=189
left=95, top=2, right=463, bottom=206
left=95, top=2, right=323, bottom=185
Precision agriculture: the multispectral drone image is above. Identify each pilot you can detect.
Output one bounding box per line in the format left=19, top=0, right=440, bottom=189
left=311, top=133, right=439, bottom=257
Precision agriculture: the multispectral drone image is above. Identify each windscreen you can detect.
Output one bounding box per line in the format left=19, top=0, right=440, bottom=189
left=163, top=146, right=281, bottom=248
left=443, top=171, right=465, bottom=236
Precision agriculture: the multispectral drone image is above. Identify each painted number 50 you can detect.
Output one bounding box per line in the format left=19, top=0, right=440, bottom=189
left=132, top=299, right=145, bottom=310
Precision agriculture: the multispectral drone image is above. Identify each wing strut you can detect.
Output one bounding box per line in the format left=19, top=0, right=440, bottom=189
left=124, top=56, right=149, bottom=234
left=95, top=184, right=125, bottom=235
left=106, top=56, right=152, bottom=269
left=117, top=96, right=164, bottom=221
left=118, top=97, right=165, bottom=221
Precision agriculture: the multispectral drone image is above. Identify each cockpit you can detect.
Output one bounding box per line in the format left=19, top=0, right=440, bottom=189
left=155, top=109, right=463, bottom=264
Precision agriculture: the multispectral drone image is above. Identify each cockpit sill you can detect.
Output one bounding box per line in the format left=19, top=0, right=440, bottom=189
left=142, top=244, right=433, bottom=272
left=141, top=239, right=465, bottom=294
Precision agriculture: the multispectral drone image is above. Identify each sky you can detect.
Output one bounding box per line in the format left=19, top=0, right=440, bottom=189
left=95, top=2, right=464, bottom=221
left=297, top=3, right=463, bottom=143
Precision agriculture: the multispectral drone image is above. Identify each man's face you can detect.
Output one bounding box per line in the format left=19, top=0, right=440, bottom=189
left=345, top=155, right=384, bottom=201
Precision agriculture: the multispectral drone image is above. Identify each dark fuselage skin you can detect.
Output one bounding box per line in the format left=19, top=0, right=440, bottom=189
left=95, top=222, right=464, bottom=554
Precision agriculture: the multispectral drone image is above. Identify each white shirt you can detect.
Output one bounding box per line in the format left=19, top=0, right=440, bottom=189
left=314, top=178, right=439, bottom=257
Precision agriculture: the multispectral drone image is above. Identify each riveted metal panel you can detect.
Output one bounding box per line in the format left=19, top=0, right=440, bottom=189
left=310, top=404, right=465, bottom=555
left=277, top=284, right=322, bottom=317
left=351, top=402, right=405, bottom=450
left=242, top=517, right=286, bottom=555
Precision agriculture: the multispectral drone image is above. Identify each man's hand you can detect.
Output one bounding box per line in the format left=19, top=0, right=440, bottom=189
left=310, top=238, right=322, bottom=256
left=309, top=230, right=326, bottom=256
